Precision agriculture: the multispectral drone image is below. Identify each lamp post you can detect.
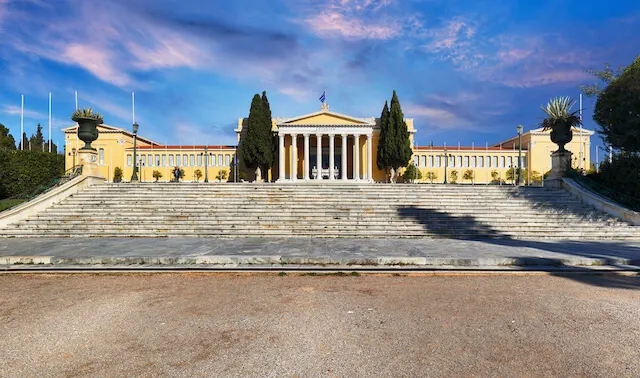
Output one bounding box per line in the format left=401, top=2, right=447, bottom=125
left=69, top=147, right=77, bottom=170
left=131, top=123, right=139, bottom=182
left=516, top=125, right=523, bottom=186
left=443, top=148, right=449, bottom=184
left=201, top=146, right=212, bottom=183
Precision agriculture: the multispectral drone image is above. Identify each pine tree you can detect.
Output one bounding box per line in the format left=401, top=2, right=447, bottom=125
left=0, top=123, right=16, bottom=150
left=241, top=94, right=273, bottom=178
left=29, top=123, right=45, bottom=151
left=388, top=90, right=412, bottom=172
left=376, top=101, right=390, bottom=173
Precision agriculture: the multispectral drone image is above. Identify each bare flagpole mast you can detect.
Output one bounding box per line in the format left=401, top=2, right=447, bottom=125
left=579, top=93, right=583, bottom=171
left=20, top=95, right=24, bottom=150
left=48, top=92, right=52, bottom=152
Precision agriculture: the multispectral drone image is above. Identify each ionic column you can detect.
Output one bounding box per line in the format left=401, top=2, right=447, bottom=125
left=366, top=133, right=373, bottom=182
left=303, top=134, right=310, bottom=181
left=278, top=134, right=285, bottom=181
left=341, top=134, right=348, bottom=181
left=316, top=134, right=323, bottom=180
left=354, top=134, right=360, bottom=181
left=291, top=134, right=298, bottom=181
left=329, top=134, right=335, bottom=180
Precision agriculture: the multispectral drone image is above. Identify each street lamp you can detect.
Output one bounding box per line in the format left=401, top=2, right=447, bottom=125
left=68, top=147, right=77, bottom=170
left=443, top=148, right=449, bottom=184
left=516, top=125, right=523, bottom=185
left=131, top=123, right=139, bottom=182
left=201, top=146, right=213, bottom=183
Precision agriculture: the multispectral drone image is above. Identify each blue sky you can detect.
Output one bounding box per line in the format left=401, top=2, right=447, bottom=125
left=0, top=0, right=638, bottom=156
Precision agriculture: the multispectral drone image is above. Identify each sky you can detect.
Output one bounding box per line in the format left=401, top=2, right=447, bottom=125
left=0, top=0, right=638, bottom=157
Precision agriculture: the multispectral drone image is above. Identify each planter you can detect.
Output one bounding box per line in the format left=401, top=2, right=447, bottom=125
left=550, top=123, right=573, bottom=152
left=74, top=117, right=101, bottom=151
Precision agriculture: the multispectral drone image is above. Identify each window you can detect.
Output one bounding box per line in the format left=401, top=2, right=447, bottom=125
left=464, top=156, right=469, bottom=168
left=435, top=156, right=441, bottom=168
left=427, top=156, right=433, bottom=168
left=421, top=156, right=426, bottom=167
left=449, top=156, right=455, bottom=167
left=507, top=156, right=513, bottom=167
left=99, top=148, right=104, bottom=165
left=479, top=156, right=484, bottom=168
left=147, top=155, right=153, bottom=167
left=197, top=154, right=203, bottom=166
left=522, top=157, right=527, bottom=168
left=457, top=156, right=462, bottom=167
left=486, top=156, right=491, bottom=168
left=183, top=154, right=188, bottom=166
left=225, top=155, right=230, bottom=166
left=127, top=154, right=132, bottom=167
left=169, top=155, right=174, bottom=166
left=162, top=155, right=167, bottom=167
left=190, top=154, right=195, bottom=166
left=471, top=156, right=477, bottom=168
left=414, top=156, right=419, bottom=166
left=140, top=154, right=146, bottom=166
left=500, top=156, right=505, bottom=168
left=155, top=155, right=160, bottom=167
left=493, top=156, right=498, bottom=168
left=218, top=154, right=223, bottom=166
left=176, top=155, right=181, bottom=166
left=211, top=155, right=216, bottom=166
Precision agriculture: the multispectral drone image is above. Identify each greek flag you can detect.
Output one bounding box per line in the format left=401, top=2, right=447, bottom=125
left=319, top=91, right=326, bottom=103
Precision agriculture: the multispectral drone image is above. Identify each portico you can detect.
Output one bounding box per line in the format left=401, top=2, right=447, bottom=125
left=275, top=107, right=375, bottom=182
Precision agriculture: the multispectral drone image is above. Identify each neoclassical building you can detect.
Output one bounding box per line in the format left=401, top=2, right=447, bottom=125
left=64, top=103, right=593, bottom=183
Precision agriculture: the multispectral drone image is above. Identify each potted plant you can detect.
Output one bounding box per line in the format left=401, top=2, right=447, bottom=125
left=540, top=97, right=581, bottom=152
left=72, top=108, right=103, bottom=151
left=152, top=170, right=162, bottom=182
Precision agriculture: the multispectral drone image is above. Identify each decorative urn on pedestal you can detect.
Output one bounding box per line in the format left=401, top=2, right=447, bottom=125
left=71, top=108, right=104, bottom=178
left=540, top=97, right=581, bottom=187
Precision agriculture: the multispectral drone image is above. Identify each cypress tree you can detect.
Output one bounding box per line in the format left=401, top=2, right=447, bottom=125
left=376, top=101, right=390, bottom=172
left=261, top=91, right=276, bottom=177
left=241, top=93, right=273, bottom=179
left=389, top=90, right=412, bottom=173
left=30, top=123, right=45, bottom=151
left=18, top=132, right=28, bottom=151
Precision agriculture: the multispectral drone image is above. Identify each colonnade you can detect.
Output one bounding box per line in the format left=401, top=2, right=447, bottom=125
left=277, top=133, right=373, bottom=182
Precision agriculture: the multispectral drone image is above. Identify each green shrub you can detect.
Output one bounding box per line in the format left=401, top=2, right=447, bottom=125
left=426, top=171, right=437, bottom=184
left=588, top=153, right=640, bottom=199
left=0, top=150, right=64, bottom=199
left=152, top=170, right=163, bottom=182
left=113, top=167, right=123, bottom=183
left=449, top=169, right=458, bottom=184
left=402, top=164, right=422, bottom=182
left=463, top=169, right=474, bottom=183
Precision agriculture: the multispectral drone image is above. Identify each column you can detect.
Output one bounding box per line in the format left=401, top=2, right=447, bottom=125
left=341, top=134, right=348, bottom=181
left=278, top=134, right=285, bottom=181
left=316, top=134, right=323, bottom=180
left=329, top=134, right=335, bottom=180
left=303, top=134, right=310, bottom=181
left=366, top=133, right=373, bottom=182
left=291, top=134, right=298, bottom=181
left=354, top=134, right=360, bottom=181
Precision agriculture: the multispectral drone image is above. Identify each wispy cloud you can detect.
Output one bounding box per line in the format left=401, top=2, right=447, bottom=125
left=421, top=18, right=483, bottom=69
left=303, top=11, right=400, bottom=40
left=1, top=104, right=68, bottom=131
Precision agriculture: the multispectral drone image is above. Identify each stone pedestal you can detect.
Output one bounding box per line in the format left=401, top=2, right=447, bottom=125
left=545, top=150, right=572, bottom=188
left=78, top=149, right=103, bottom=178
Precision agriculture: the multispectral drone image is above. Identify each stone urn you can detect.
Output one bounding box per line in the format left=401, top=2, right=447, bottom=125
left=74, top=117, right=101, bottom=151
left=550, top=122, right=573, bottom=153
left=255, top=167, right=262, bottom=182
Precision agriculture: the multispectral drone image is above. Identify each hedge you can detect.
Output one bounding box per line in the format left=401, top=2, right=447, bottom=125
left=0, top=150, right=65, bottom=199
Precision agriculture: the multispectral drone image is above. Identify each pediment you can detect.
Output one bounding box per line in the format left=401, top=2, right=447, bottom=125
left=278, top=111, right=375, bottom=126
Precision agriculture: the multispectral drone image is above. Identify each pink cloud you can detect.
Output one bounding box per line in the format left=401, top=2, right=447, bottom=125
left=62, top=43, right=131, bottom=87
left=303, top=11, right=400, bottom=40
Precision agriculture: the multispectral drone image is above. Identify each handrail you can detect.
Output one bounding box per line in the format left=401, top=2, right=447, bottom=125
left=567, top=169, right=640, bottom=212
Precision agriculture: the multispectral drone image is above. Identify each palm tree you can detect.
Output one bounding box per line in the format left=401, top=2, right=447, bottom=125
left=539, top=97, right=581, bottom=152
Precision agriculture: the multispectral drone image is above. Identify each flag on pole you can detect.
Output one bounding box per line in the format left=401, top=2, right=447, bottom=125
left=319, top=91, right=326, bottom=103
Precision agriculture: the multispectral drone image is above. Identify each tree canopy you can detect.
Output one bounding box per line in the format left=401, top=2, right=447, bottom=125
left=376, top=101, right=390, bottom=171
left=29, top=123, right=45, bottom=151
left=0, top=123, right=16, bottom=150
left=593, top=56, right=640, bottom=152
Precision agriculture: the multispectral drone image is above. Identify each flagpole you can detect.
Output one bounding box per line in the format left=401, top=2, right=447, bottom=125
left=579, top=93, right=583, bottom=170
left=132, top=92, right=135, bottom=124
left=48, top=92, right=52, bottom=152
left=75, top=91, right=78, bottom=110
left=20, top=95, right=24, bottom=150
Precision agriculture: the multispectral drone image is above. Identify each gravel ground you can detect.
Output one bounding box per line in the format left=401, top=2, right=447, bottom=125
left=0, top=273, right=638, bottom=377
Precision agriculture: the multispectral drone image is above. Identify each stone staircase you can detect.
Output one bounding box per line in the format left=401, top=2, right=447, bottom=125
left=2, top=183, right=640, bottom=240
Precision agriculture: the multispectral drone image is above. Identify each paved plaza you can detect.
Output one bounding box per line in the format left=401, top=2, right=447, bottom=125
left=0, top=237, right=639, bottom=269
left=1, top=274, right=638, bottom=377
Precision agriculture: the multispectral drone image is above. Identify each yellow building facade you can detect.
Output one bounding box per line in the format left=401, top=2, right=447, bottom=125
left=64, top=105, right=592, bottom=184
